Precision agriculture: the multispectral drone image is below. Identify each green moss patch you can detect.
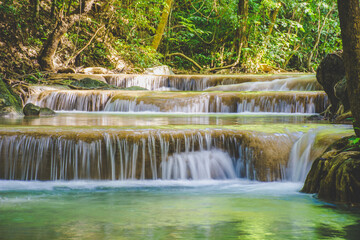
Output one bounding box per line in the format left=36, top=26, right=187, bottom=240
left=0, top=78, right=22, bottom=116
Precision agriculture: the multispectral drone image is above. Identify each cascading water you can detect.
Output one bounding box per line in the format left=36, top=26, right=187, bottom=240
left=27, top=90, right=328, bottom=113
left=285, top=126, right=353, bottom=182
left=286, top=129, right=317, bottom=182
left=161, top=150, right=237, bottom=180
left=103, top=74, right=317, bottom=91
left=104, top=74, right=210, bottom=91
left=1, top=74, right=349, bottom=184
left=206, top=75, right=322, bottom=91
left=0, top=129, right=296, bottom=181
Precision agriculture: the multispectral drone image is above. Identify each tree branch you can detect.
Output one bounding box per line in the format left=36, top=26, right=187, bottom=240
left=166, top=53, right=203, bottom=70
left=65, top=25, right=105, bottom=66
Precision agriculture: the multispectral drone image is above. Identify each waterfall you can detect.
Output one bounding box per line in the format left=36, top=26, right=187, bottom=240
left=161, top=150, right=236, bottom=180
left=104, top=75, right=172, bottom=91
left=27, top=90, right=328, bottom=113
left=206, top=75, right=322, bottom=91
left=286, top=130, right=317, bottom=182
left=104, top=75, right=211, bottom=91
left=0, top=129, right=295, bottom=181
left=104, top=100, right=161, bottom=112
left=104, top=74, right=314, bottom=91
left=27, top=90, right=112, bottom=111
left=285, top=126, right=353, bottom=182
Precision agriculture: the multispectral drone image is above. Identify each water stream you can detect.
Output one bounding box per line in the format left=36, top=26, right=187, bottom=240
left=1, top=74, right=359, bottom=239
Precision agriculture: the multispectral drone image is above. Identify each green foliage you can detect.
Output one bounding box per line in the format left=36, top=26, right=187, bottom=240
left=159, top=0, right=341, bottom=72
left=23, top=72, right=45, bottom=84
left=349, top=136, right=360, bottom=146
left=0, top=76, right=22, bottom=114
left=0, top=0, right=343, bottom=72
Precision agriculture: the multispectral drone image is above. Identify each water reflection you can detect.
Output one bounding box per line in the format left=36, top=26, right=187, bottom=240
left=0, top=112, right=326, bottom=127
left=0, top=181, right=359, bottom=240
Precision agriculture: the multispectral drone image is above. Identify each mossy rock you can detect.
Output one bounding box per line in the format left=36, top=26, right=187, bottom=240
left=39, top=107, right=56, bottom=116
left=69, top=78, right=118, bottom=90
left=23, top=103, right=55, bottom=116
left=23, top=103, right=41, bottom=116
left=302, top=136, right=360, bottom=205
left=0, top=78, right=22, bottom=116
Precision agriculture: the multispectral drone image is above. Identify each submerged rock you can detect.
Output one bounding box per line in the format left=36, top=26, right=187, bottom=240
left=0, top=78, right=22, bottom=116
left=302, top=136, right=360, bottom=205
left=23, top=103, right=55, bottom=116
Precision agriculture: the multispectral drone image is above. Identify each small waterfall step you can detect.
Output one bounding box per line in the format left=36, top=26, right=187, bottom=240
left=0, top=128, right=299, bottom=181
left=49, top=73, right=318, bottom=91
left=27, top=90, right=328, bottom=113
left=206, top=75, right=322, bottom=91
left=0, top=126, right=351, bottom=182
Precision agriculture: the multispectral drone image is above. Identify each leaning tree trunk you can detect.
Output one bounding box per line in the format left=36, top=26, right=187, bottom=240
left=337, top=0, right=360, bottom=136
left=38, top=0, right=95, bottom=71
left=151, top=0, right=173, bottom=51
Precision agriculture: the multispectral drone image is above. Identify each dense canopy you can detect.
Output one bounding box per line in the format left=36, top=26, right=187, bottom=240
left=0, top=0, right=340, bottom=74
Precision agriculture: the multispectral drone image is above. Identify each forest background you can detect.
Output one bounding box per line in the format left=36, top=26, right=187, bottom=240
left=0, top=0, right=340, bottom=77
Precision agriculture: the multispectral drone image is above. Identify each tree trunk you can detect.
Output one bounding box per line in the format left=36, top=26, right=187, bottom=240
left=151, top=0, right=173, bottom=51
left=233, top=0, right=249, bottom=66
left=256, top=2, right=282, bottom=63
left=337, top=0, right=360, bottom=136
left=266, top=3, right=281, bottom=38
left=38, top=0, right=95, bottom=71
left=50, top=0, right=57, bottom=19
left=30, top=0, right=40, bottom=18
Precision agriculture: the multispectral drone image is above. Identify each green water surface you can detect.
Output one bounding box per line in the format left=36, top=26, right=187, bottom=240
left=0, top=181, right=359, bottom=240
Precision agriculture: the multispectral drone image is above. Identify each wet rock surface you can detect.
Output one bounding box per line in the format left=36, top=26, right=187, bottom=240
left=316, top=52, right=349, bottom=117
left=334, top=76, right=350, bottom=111
left=23, top=103, right=55, bottom=116
left=302, top=136, right=360, bottom=205
left=69, top=78, right=117, bottom=89
left=0, top=78, right=22, bottom=116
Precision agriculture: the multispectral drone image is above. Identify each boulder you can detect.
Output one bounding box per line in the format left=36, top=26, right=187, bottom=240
left=334, top=76, right=350, bottom=112
left=316, top=52, right=345, bottom=115
left=144, top=65, right=174, bottom=75
left=39, top=107, right=56, bottom=116
left=23, top=103, right=55, bottom=116
left=302, top=136, right=360, bottom=205
left=23, top=103, right=41, bottom=116
left=0, top=78, right=22, bottom=116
